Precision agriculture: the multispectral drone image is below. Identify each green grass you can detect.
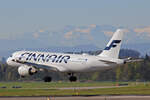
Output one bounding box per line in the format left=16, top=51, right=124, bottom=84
left=0, top=82, right=150, bottom=96
left=0, top=81, right=120, bottom=88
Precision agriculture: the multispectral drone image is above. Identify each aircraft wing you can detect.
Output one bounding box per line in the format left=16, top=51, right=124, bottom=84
left=99, top=60, right=117, bottom=64
left=124, top=59, right=143, bottom=63
left=14, top=59, right=67, bottom=72
left=123, top=57, right=143, bottom=63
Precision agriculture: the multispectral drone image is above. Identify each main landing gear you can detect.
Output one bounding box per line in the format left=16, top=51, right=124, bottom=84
left=68, top=73, right=77, bottom=82
left=42, top=73, right=77, bottom=82
left=43, top=76, right=52, bottom=82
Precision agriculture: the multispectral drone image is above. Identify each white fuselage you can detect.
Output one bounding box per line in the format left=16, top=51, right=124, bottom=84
left=7, top=51, right=124, bottom=73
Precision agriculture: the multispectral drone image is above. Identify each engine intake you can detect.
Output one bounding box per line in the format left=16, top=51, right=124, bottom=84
left=18, top=65, right=37, bottom=77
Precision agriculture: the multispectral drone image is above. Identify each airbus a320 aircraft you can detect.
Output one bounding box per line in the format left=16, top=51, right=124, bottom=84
left=7, top=29, right=127, bottom=82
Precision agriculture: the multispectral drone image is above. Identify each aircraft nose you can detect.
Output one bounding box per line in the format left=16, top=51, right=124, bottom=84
left=6, top=57, right=12, bottom=65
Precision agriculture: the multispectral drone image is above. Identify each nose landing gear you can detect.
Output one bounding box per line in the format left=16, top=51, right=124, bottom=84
left=68, top=73, right=77, bottom=82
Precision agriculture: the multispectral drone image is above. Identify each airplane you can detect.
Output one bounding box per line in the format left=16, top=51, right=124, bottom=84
left=7, top=29, right=128, bottom=82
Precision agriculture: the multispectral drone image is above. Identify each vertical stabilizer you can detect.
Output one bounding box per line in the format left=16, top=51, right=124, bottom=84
left=98, top=29, right=124, bottom=59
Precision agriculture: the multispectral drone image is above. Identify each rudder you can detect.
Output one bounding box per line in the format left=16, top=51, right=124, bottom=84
left=98, top=29, right=124, bottom=59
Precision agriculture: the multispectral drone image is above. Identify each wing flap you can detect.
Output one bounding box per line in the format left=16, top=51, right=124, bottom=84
left=99, top=60, right=117, bottom=64
left=14, top=60, right=66, bottom=72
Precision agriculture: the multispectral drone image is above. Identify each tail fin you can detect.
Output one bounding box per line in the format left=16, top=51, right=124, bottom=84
left=98, top=29, right=124, bottom=59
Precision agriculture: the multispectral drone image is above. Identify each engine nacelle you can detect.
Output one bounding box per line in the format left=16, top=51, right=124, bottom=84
left=18, top=65, right=37, bottom=77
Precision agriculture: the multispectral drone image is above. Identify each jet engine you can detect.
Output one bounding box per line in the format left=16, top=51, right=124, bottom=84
left=18, top=65, right=37, bottom=77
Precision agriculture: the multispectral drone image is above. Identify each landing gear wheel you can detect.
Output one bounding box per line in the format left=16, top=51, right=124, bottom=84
left=43, top=76, right=52, bottom=82
left=69, top=76, right=77, bottom=82
left=21, top=76, right=25, bottom=78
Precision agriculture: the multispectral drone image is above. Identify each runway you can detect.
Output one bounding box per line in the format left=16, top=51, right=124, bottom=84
left=20, top=86, right=127, bottom=90
left=1, top=96, right=150, bottom=100
left=57, top=86, right=126, bottom=90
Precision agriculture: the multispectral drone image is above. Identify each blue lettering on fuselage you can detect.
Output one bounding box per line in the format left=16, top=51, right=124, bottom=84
left=19, top=52, right=30, bottom=60
left=26, top=53, right=33, bottom=60
left=61, top=56, right=70, bottom=63
left=19, top=52, right=70, bottom=63
left=29, top=53, right=41, bottom=61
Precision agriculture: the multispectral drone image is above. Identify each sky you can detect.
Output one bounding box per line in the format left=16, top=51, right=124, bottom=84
left=0, top=0, right=150, bottom=51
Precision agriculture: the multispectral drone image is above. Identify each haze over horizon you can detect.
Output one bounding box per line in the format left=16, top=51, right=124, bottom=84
left=0, top=0, right=150, bottom=56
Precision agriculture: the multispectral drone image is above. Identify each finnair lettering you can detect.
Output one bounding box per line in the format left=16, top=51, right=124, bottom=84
left=104, top=40, right=121, bottom=50
left=19, top=53, right=70, bottom=63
